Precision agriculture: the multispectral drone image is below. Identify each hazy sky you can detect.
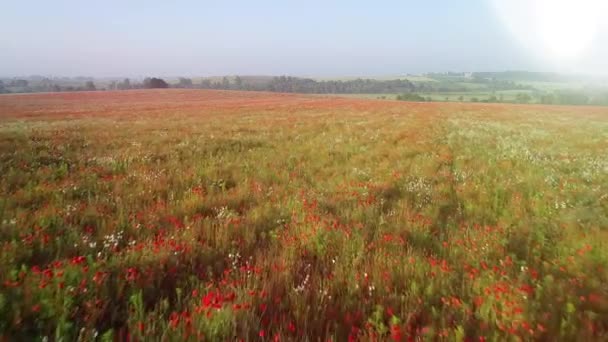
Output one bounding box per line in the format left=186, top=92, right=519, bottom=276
left=2, top=0, right=607, bottom=77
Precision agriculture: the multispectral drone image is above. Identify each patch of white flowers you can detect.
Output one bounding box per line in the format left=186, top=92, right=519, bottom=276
left=453, top=170, right=469, bottom=183
left=1, top=218, right=17, bottom=226
left=64, top=204, right=77, bottom=217
left=215, top=206, right=238, bottom=221
left=139, top=168, right=166, bottom=182
left=75, top=234, right=97, bottom=249
left=60, top=183, right=79, bottom=194
left=352, top=167, right=371, bottom=181
left=368, top=284, right=376, bottom=296
left=103, top=230, right=124, bottom=250
left=294, top=263, right=311, bottom=293
left=319, top=287, right=331, bottom=301
left=228, top=251, right=241, bottom=270
left=87, top=156, right=115, bottom=166
left=403, top=177, right=433, bottom=208
left=544, top=175, right=558, bottom=187
left=554, top=199, right=571, bottom=210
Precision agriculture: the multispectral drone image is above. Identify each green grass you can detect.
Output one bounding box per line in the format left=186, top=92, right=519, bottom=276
left=325, top=90, right=537, bottom=102
left=518, top=81, right=587, bottom=91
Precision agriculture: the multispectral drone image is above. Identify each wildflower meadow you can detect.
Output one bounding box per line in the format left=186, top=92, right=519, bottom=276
left=0, top=89, right=607, bottom=341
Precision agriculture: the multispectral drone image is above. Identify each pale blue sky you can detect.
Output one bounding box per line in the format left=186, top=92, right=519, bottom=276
left=1, top=0, right=606, bottom=77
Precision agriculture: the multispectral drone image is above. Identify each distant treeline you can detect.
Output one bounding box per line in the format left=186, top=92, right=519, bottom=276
left=268, top=76, right=417, bottom=93
left=394, top=91, right=608, bottom=106
left=107, top=77, right=169, bottom=90
left=0, top=77, right=168, bottom=93
left=2, top=75, right=608, bottom=106
left=191, top=76, right=529, bottom=93
left=0, top=75, right=567, bottom=96
left=0, top=78, right=96, bottom=94
left=0, top=76, right=416, bottom=94
left=538, top=91, right=608, bottom=106
left=191, top=76, right=418, bottom=94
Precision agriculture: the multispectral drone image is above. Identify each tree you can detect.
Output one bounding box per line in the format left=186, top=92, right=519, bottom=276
left=396, top=93, right=426, bottom=102
left=200, top=79, right=212, bottom=89
left=540, top=94, right=555, bottom=105
left=590, top=93, right=608, bottom=106
left=222, top=76, right=230, bottom=89
left=84, top=81, right=96, bottom=91
left=177, top=77, right=193, bottom=88
left=555, top=91, right=588, bottom=105
left=234, top=76, right=243, bottom=89
left=515, top=93, right=532, bottom=104
left=143, top=77, right=169, bottom=89
left=10, top=79, right=28, bottom=87
left=40, top=78, right=53, bottom=90
left=117, top=78, right=131, bottom=90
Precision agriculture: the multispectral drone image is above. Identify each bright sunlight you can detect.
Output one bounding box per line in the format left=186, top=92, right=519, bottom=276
left=493, top=0, right=604, bottom=63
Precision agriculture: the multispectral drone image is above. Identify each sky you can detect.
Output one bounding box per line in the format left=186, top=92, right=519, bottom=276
left=1, top=0, right=607, bottom=77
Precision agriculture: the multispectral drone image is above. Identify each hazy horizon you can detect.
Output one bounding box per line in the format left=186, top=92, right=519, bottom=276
left=2, top=0, right=607, bottom=78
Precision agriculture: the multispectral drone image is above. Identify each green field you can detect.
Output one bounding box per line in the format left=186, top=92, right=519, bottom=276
left=324, top=90, right=537, bottom=103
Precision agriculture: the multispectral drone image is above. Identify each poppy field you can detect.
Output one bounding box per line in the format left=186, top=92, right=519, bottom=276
left=0, top=89, right=607, bottom=341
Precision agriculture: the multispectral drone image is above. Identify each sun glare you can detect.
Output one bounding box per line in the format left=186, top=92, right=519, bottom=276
left=493, top=0, right=604, bottom=64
